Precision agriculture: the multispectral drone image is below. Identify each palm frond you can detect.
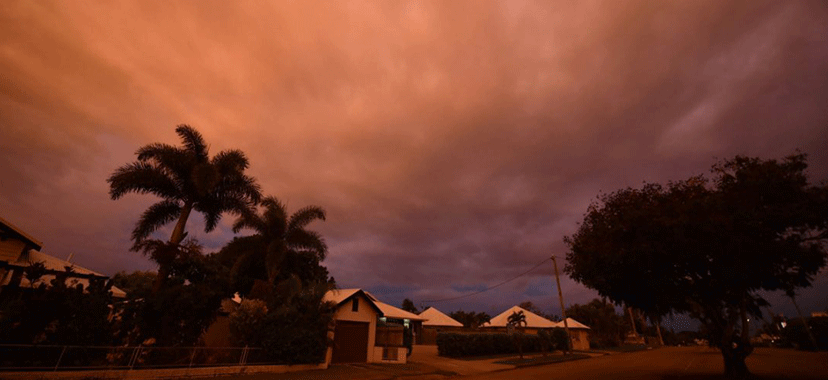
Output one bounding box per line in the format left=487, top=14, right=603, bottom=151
left=175, top=124, right=208, bottom=161
left=286, top=229, right=328, bottom=260
left=131, top=200, right=182, bottom=249
left=212, top=149, right=250, bottom=172
left=288, top=205, right=326, bottom=232
left=108, top=162, right=181, bottom=200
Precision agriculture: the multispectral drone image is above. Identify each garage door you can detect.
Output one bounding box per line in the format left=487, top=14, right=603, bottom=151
left=331, top=321, right=370, bottom=363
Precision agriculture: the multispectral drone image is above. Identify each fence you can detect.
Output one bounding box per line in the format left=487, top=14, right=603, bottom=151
left=0, top=344, right=278, bottom=371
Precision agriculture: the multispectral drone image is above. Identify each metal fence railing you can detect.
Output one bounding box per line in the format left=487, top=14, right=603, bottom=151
left=0, top=344, right=279, bottom=371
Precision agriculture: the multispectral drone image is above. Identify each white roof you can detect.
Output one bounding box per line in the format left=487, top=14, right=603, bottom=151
left=420, top=307, right=464, bottom=327
left=554, top=318, right=590, bottom=330
left=323, top=288, right=363, bottom=304
left=482, top=306, right=558, bottom=329
left=2, top=249, right=126, bottom=298
left=323, top=288, right=427, bottom=321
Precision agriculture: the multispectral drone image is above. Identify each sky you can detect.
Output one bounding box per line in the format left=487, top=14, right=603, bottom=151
left=1, top=1, right=827, bottom=329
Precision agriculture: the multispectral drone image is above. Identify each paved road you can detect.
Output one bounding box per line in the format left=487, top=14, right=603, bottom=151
left=462, top=347, right=828, bottom=380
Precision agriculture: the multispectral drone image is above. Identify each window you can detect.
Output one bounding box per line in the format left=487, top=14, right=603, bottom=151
left=352, top=297, right=359, bottom=312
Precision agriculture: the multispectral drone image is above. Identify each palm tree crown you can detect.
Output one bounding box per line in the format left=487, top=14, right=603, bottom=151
left=231, top=196, right=327, bottom=287
left=108, top=125, right=262, bottom=250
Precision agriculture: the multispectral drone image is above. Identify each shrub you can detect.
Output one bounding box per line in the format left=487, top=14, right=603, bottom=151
left=437, top=331, right=566, bottom=357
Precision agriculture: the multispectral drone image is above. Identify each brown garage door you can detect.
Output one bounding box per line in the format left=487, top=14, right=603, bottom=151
left=332, top=321, right=370, bottom=363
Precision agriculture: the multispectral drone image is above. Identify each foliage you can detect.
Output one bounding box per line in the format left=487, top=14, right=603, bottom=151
left=0, top=265, right=115, bottom=346
left=113, top=240, right=230, bottom=347
left=111, top=270, right=155, bottom=298
left=436, top=329, right=568, bottom=357
left=566, top=299, right=625, bottom=348
left=449, top=310, right=492, bottom=328
left=228, top=282, right=335, bottom=364
left=229, top=196, right=328, bottom=298
left=108, top=124, right=261, bottom=291
left=401, top=298, right=418, bottom=314
left=507, top=310, right=527, bottom=328
left=564, top=153, right=828, bottom=378
left=224, top=196, right=334, bottom=364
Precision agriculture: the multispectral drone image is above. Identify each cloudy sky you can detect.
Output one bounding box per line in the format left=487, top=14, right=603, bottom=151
left=2, top=1, right=827, bottom=326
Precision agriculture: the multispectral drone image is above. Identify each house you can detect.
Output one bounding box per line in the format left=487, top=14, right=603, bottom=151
left=482, top=305, right=591, bottom=350
left=418, top=306, right=464, bottom=345
left=0, top=216, right=126, bottom=298
left=554, top=317, right=591, bottom=351
left=482, top=305, right=558, bottom=334
left=323, top=288, right=427, bottom=364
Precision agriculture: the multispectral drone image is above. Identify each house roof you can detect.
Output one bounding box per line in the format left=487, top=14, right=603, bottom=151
left=482, top=306, right=558, bottom=329
left=554, top=318, right=591, bottom=330
left=2, top=249, right=126, bottom=298
left=420, top=307, right=464, bottom=327
left=374, top=300, right=428, bottom=321
left=323, top=288, right=427, bottom=321
left=323, top=288, right=384, bottom=315
left=0, top=216, right=43, bottom=251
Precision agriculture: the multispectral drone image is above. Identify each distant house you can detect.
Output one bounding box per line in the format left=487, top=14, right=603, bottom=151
left=418, top=306, right=464, bottom=345
left=482, top=305, right=558, bottom=333
left=554, top=317, right=591, bottom=351
left=0, top=216, right=126, bottom=298
left=323, top=289, right=427, bottom=364
left=483, top=305, right=591, bottom=350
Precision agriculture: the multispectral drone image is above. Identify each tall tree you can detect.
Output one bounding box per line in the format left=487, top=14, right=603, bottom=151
left=401, top=298, right=419, bottom=314
left=229, top=196, right=328, bottom=298
left=108, top=125, right=261, bottom=291
left=565, top=153, right=828, bottom=379
left=225, top=196, right=334, bottom=363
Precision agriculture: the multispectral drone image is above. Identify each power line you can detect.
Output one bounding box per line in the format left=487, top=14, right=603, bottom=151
left=422, top=257, right=556, bottom=304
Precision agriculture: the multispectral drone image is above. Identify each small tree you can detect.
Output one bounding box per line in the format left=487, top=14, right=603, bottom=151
left=565, top=153, right=828, bottom=378
left=507, top=311, right=527, bottom=359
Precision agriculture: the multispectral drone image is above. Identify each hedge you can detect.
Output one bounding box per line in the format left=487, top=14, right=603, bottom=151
left=437, top=328, right=568, bottom=357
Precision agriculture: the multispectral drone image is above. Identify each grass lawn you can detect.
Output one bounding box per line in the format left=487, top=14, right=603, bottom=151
left=494, top=353, right=591, bottom=367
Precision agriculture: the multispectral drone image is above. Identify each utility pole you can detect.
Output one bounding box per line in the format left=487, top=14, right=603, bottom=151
left=552, top=256, right=572, bottom=354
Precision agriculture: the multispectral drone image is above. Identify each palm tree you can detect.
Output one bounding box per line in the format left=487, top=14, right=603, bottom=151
left=231, top=196, right=328, bottom=297
left=508, top=310, right=528, bottom=359
left=108, top=125, right=261, bottom=290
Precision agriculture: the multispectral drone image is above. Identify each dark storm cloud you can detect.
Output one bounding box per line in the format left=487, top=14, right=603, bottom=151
left=1, top=0, right=827, bottom=316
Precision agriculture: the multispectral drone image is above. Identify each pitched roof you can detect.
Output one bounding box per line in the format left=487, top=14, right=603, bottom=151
left=323, top=288, right=383, bottom=315
left=3, top=249, right=126, bottom=298
left=554, top=318, right=590, bottom=330
left=420, top=307, right=464, bottom=327
left=0, top=216, right=43, bottom=251
left=323, top=288, right=427, bottom=321
left=482, top=306, right=558, bottom=329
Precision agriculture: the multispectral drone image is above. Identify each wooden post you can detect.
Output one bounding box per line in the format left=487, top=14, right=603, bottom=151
left=552, top=256, right=572, bottom=354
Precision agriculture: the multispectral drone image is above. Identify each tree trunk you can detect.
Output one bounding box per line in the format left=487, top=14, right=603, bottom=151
left=152, top=202, right=193, bottom=294
left=721, top=345, right=750, bottom=379
left=628, top=307, right=638, bottom=337
left=654, top=319, right=664, bottom=346
left=169, top=202, right=193, bottom=245
left=790, top=295, right=818, bottom=351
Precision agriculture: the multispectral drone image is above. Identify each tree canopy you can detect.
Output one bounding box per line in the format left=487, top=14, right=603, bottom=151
left=564, top=153, right=828, bottom=378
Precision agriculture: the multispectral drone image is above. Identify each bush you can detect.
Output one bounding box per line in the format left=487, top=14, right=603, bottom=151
left=436, top=329, right=569, bottom=357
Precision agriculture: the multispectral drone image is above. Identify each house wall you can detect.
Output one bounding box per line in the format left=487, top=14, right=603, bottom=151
left=331, top=296, right=378, bottom=363
left=0, top=239, right=26, bottom=262
left=372, top=346, right=407, bottom=363
left=571, top=330, right=590, bottom=351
